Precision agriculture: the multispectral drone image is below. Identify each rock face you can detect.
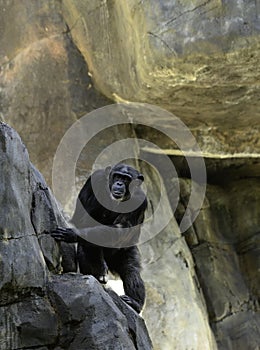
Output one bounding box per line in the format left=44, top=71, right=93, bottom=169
left=173, top=178, right=260, bottom=350
left=62, top=0, right=260, bottom=155
left=0, top=0, right=111, bottom=184
left=1, top=0, right=259, bottom=183
left=1, top=1, right=259, bottom=350
left=0, top=123, right=152, bottom=350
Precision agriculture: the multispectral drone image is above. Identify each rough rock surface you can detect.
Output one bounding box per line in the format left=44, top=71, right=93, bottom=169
left=173, top=177, right=260, bottom=350
left=62, top=0, right=260, bottom=155
left=0, top=122, right=152, bottom=350
left=0, top=0, right=111, bottom=184
left=1, top=1, right=259, bottom=183
left=1, top=1, right=259, bottom=350
left=139, top=162, right=217, bottom=350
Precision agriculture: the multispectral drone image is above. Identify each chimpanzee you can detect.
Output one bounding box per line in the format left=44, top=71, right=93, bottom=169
left=51, top=163, right=147, bottom=313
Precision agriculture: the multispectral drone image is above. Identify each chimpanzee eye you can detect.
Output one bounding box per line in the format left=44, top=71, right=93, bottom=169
left=113, top=174, right=121, bottom=182
left=122, top=175, right=132, bottom=182
left=113, top=173, right=132, bottom=183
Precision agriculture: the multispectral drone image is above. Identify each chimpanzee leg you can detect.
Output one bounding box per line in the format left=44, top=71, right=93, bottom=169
left=107, top=246, right=145, bottom=313
left=120, top=269, right=145, bottom=313
left=77, top=243, right=108, bottom=284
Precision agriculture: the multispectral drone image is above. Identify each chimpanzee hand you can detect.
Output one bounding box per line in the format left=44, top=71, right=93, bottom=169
left=51, top=227, right=78, bottom=243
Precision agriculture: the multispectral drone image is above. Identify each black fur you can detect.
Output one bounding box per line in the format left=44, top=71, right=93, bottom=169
left=51, top=163, right=147, bottom=313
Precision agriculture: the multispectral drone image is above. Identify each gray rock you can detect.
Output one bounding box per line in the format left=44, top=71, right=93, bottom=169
left=0, top=123, right=152, bottom=350
left=30, top=164, right=77, bottom=273
left=0, top=123, right=47, bottom=305
left=213, top=310, right=260, bottom=350
left=174, top=178, right=260, bottom=349
left=48, top=274, right=140, bottom=350
left=1, top=2, right=259, bottom=347
left=107, top=288, right=153, bottom=350
left=0, top=297, right=58, bottom=350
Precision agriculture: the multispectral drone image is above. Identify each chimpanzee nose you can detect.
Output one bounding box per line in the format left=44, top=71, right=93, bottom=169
left=116, top=181, right=123, bottom=187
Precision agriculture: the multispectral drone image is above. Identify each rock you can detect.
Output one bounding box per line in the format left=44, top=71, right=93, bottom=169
left=1, top=2, right=260, bottom=348
left=174, top=177, right=260, bottom=350
left=0, top=297, right=58, bottom=349
left=213, top=310, right=260, bottom=350
left=138, top=165, right=217, bottom=350
left=141, top=238, right=218, bottom=350
left=0, top=123, right=152, bottom=350
left=0, top=123, right=48, bottom=305
left=0, top=0, right=111, bottom=184
left=62, top=0, right=260, bottom=155
left=48, top=274, right=145, bottom=350
left=107, top=289, right=153, bottom=350
left=1, top=0, right=259, bottom=185
left=30, top=164, right=77, bottom=273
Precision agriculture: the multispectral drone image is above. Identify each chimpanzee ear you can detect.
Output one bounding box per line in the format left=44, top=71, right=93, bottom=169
left=132, top=174, right=144, bottom=187
left=137, top=174, right=144, bottom=182
left=105, top=166, right=111, bottom=177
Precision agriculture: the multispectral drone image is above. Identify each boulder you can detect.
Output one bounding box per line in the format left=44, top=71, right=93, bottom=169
left=0, top=122, right=152, bottom=350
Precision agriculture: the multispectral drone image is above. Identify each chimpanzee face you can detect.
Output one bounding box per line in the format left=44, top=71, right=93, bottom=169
left=111, top=172, right=132, bottom=200
left=108, top=164, right=144, bottom=201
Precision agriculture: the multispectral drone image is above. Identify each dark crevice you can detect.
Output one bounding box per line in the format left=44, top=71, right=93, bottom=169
left=163, top=0, right=213, bottom=27
left=211, top=297, right=260, bottom=324
left=147, top=31, right=177, bottom=56
left=0, top=288, right=45, bottom=307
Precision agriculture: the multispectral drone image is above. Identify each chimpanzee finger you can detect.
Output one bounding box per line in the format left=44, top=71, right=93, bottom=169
left=51, top=227, right=78, bottom=243
left=50, top=228, right=66, bottom=239
left=51, top=232, right=66, bottom=240
left=52, top=227, right=68, bottom=233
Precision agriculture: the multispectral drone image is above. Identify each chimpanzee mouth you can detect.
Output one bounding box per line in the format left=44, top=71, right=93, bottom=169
left=111, top=191, right=124, bottom=200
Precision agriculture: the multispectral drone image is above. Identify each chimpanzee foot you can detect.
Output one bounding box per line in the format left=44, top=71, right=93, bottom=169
left=120, top=295, right=142, bottom=313
left=92, top=260, right=108, bottom=284
left=98, top=274, right=108, bottom=284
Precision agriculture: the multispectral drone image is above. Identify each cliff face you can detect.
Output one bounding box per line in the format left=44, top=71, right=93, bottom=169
left=0, top=1, right=259, bottom=350
left=0, top=123, right=152, bottom=350
left=1, top=1, right=259, bottom=182
left=173, top=178, right=260, bottom=349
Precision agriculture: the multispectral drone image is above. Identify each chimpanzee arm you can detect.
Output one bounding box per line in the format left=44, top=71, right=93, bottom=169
left=51, top=223, right=140, bottom=247
left=70, top=170, right=105, bottom=228
left=51, top=172, right=147, bottom=247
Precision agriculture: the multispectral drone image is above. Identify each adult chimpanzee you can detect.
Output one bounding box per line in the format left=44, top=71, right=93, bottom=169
left=51, top=163, right=147, bottom=313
